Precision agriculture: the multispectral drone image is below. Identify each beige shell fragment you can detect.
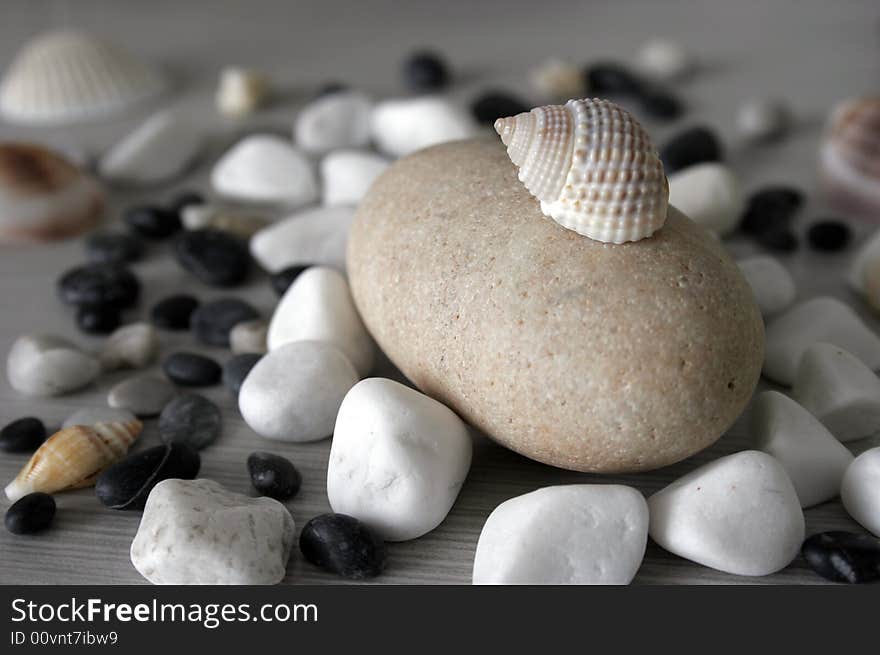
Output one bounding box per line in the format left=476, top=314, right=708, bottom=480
left=495, top=98, right=669, bottom=244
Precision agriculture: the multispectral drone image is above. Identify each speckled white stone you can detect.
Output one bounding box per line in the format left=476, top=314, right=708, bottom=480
left=841, top=447, right=880, bottom=537
left=327, top=378, right=472, bottom=541
left=229, top=318, right=267, bottom=355
left=648, top=450, right=804, bottom=576
left=131, top=478, right=295, bottom=585
left=62, top=406, right=136, bottom=428
left=99, top=322, right=159, bottom=371
left=294, top=91, right=372, bottom=153
left=321, top=149, right=389, bottom=206
left=736, top=255, right=796, bottom=317
left=7, top=334, right=100, bottom=397
left=668, top=163, right=744, bottom=236
left=472, top=485, right=648, bottom=585
left=239, top=340, right=358, bottom=442
left=371, top=97, right=478, bottom=157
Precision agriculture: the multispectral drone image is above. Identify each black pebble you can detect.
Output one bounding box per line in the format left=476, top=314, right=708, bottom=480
left=802, top=531, right=880, bottom=584
left=247, top=452, right=302, bottom=501
left=755, top=228, right=799, bottom=253
left=402, top=50, right=449, bottom=92
left=315, top=82, right=349, bottom=99
left=57, top=263, right=140, bottom=309
left=151, top=294, right=199, bottom=330
left=299, top=513, right=386, bottom=579
left=660, top=126, right=723, bottom=174
left=639, top=88, right=684, bottom=120
left=75, top=304, right=122, bottom=334
left=169, top=190, right=205, bottom=214
left=95, top=443, right=201, bottom=511
left=807, top=220, right=852, bottom=252
left=159, top=393, right=222, bottom=451
left=123, top=205, right=182, bottom=239
left=174, top=229, right=251, bottom=287
left=0, top=417, right=46, bottom=453
left=190, top=298, right=259, bottom=347
left=222, top=353, right=262, bottom=397
left=5, top=493, right=56, bottom=535
left=740, top=186, right=805, bottom=236
left=470, top=91, right=530, bottom=125
left=585, top=62, right=643, bottom=95
left=270, top=265, right=310, bottom=296
left=84, top=232, right=143, bottom=265
left=163, top=352, right=222, bottom=387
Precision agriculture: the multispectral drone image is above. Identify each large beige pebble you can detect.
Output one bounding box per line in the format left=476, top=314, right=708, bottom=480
left=348, top=139, right=764, bottom=472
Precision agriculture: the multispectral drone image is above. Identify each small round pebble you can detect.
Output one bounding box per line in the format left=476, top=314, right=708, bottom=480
left=75, top=304, right=121, bottom=334
left=740, top=186, right=804, bottom=235
left=247, top=451, right=302, bottom=500
left=190, top=298, right=259, bottom=347
left=0, top=417, right=46, bottom=453
left=163, top=352, right=222, bottom=387
left=158, top=393, right=222, bottom=450
left=402, top=50, right=449, bottom=92
left=174, top=229, right=251, bottom=287
left=299, top=513, right=386, bottom=579
left=57, top=263, right=140, bottom=308
left=639, top=87, right=684, bottom=120
left=584, top=62, right=643, bottom=95
left=802, top=531, right=880, bottom=584
left=84, top=232, right=143, bottom=265
left=470, top=91, right=529, bottom=125
left=5, top=492, right=56, bottom=535
left=315, top=82, right=349, bottom=99
left=169, top=189, right=205, bottom=214
left=123, top=204, right=182, bottom=239
left=270, top=265, right=309, bottom=296
left=737, top=98, right=791, bottom=143
left=151, top=294, right=199, bottom=330
left=660, top=126, right=723, bottom=174
left=807, top=220, right=851, bottom=252
left=107, top=375, right=176, bottom=417
left=222, top=353, right=262, bottom=397
left=229, top=318, right=267, bottom=354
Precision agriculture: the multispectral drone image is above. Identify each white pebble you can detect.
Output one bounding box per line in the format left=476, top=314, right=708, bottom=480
left=321, top=150, right=390, bottom=206
left=215, top=67, right=268, bottom=118
left=472, top=485, right=648, bottom=585
left=229, top=318, right=267, bottom=355
left=636, top=38, right=694, bottom=81
left=294, top=91, right=372, bottom=153
left=763, top=296, right=880, bottom=385
left=63, top=406, right=136, bottom=428
left=371, top=96, right=478, bottom=158
left=239, top=341, right=358, bottom=442
left=667, top=163, right=744, bottom=236
left=529, top=58, right=585, bottom=100
left=841, top=447, right=880, bottom=537
left=328, top=378, right=472, bottom=541
left=181, top=203, right=269, bottom=238
left=648, top=450, right=804, bottom=576
left=848, top=228, right=880, bottom=309
left=211, top=134, right=317, bottom=206
left=130, top=478, right=295, bottom=584
left=737, top=98, right=792, bottom=143
left=99, top=322, right=159, bottom=371
left=249, top=206, right=354, bottom=273
left=267, top=266, right=374, bottom=376
left=6, top=334, right=100, bottom=397
left=751, top=391, right=853, bottom=508
left=736, top=255, right=796, bottom=317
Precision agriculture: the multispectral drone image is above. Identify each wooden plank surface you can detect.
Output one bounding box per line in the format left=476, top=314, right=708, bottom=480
left=0, top=0, right=878, bottom=585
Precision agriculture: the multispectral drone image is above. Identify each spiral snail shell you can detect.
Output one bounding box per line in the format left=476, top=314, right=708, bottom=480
left=494, top=98, right=669, bottom=244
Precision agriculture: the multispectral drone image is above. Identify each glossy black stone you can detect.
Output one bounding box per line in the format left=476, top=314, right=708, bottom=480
left=96, top=443, right=200, bottom=510
left=5, top=492, right=55, bottom=535
left=660, top=126, right=723, bottom=174
left=402, top=50, right=449, bottom=92
left=174, top=229, right=251, bottom=287
left=123, top=204, right=182, bottom=239
left=162, top=352, right=222, bottom=387
left=169, top=190, right=205, bottom=214
left=57, top=263, right=140, bottom=309
left=190, top=298, right=259, bottom=347
left=802, top=531, right=880, bottom=584
left=0, top=417, right=46, bottom=453
left=159, top=393, right=222, bottom=451
left=299, top=513, right=386, bottom=579
left=270, top=265, right=310, bottom=296
left=222, top=353, right=262, bottom=397
left=247, top=452, right=302, bottom=501
left=75, top=304, right=122, bottom=334
left=151, top=294, right=199, bottom=330
left=470, top=91, right=530, bottom=125
left=740, top=186, right=805, bottom=235
left=639, top=88, right=684, bottom=120
left=807, top=220, right=852, bottom=252
left=84, top=232, right=143, bottom=265
left=585, top=62, right=643, bottom=95
left=755, top=228, right=799, bottom=253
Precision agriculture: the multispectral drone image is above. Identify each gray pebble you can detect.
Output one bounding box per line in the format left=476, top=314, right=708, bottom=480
left=158, top=393, right=222, bottom=450
left=63, top=407, right=137, bottom=428
left=223, top=353, right=262, bottom=397
left=107, top=375, right=176, bottom=417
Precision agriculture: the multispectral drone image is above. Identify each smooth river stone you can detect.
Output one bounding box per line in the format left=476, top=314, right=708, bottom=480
left=348, top=139, right=764, bottom=472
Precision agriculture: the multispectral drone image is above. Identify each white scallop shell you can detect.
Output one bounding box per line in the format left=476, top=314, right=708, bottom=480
left=495, top=98, right=669, bottom=244
left=0, top=29, right=164, bottom=125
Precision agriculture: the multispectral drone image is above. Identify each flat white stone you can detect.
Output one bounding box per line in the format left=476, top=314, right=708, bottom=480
left=6, top=334, right=100, bottom=397
left=736, top=255, right=796, bottom=317
left=294, top=91, right=372, bottom=154
left=211, top=134, right=317, bottom=206
left=751, top=390, right=853, bottom=508
left=239, top=340, right=358, bottom=442
left=249, top=206, right=354, bottom=273
left=267, top=266, right=374, bottom=376
left=321, top=149, right=389, bottom=206
left=763, top=296, right=880, bottom=385
left=636, top=38, right=694, bottom=81
left=792, top=342, right=880, bottom=442
left=327, top=378, right=472, bottom=541
left=99, top=322, right=159, bottom=371
left=736, top=98, right=791, bottom=142
left=62, top=406, right=136, bottom=428
left=841, top=447, right=880, bottom=537
left=648, top=450, right=804, bottom=576
left=130, top=478, right=295, bottom=584
left=472, top=485, right=648, bottom=585
left=668, top=163, right=744, bottom=236
left=371, top=96, right=478, bottom=158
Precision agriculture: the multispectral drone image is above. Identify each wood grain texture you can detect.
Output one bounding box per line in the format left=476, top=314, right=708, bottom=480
left=0, top=0, right=879, bottom=585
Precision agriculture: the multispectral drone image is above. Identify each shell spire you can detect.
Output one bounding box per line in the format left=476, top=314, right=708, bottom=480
left=4, top=420, right=142, bottom=501
left=494, top=98, right=669, bottom=244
